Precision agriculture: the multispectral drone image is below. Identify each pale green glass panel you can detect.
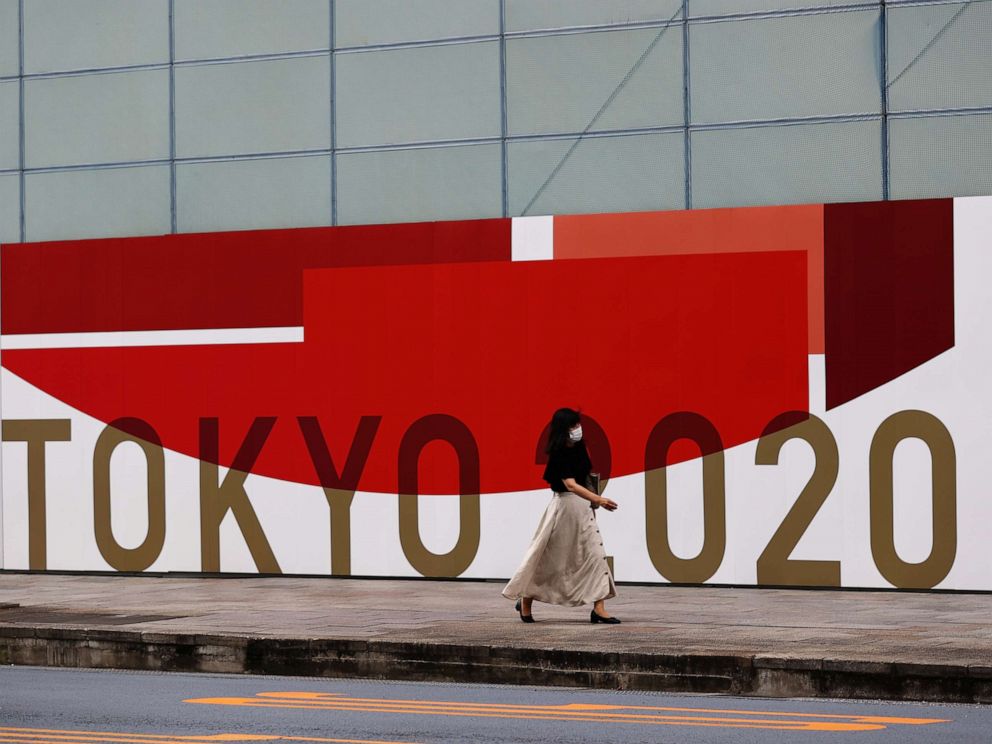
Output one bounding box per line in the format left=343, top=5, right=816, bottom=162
left=508, top=132, right=684, bottom=216
left=24, top=0, right=168, bottom=74
left=0, top=0, right=18, bottom=77
left=177, top=156, right=332, bottom=233
left=888, top=1, right=992, bottom=112
left=890, top=114, right=992, bottom=200
left=337, top=144, right=501, bottom=225
left=692, top=120, right=882, bottom=208
left=175, top=56, right=330, bottom=158
left=25, top=165, right=171, bottom=241
left=506, top=0, right=681, bottom=32
left=691, top=0, right=876, bottom=16
left=174, top=0, right=329, bottom=61
left=336, top=42, right=500, bottom=147
left=336, top=0, right=498, bottom=46
left=691, top=10, right=881, bottom=124
left=25, top=69, right=169, bottom=168
left=506, top=26, right=683, bottom=136
left=0, top=174, right=18, bottom=244
left=0, top=81, right=18, bottom=170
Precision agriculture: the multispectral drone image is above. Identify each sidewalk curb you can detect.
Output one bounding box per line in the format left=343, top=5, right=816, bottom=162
left=1, top=625, right=989, bottom=704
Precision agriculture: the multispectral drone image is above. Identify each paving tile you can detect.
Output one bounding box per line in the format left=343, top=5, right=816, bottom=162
left=0, top=575, right=989, bottom=669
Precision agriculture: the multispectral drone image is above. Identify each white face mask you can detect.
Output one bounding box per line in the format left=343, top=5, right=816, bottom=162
left=569, top=425, right=583, bottom=442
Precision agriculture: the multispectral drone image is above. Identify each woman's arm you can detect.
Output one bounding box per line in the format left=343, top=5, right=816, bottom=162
left=562, top=478, right=618, bottom=511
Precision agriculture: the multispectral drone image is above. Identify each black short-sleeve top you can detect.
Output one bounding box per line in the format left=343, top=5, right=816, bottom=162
left=543, top=441, right=592, bottom=493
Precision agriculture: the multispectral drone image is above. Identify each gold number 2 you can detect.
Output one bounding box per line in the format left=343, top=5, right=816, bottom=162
left=755, top=412, right=840, bottom=587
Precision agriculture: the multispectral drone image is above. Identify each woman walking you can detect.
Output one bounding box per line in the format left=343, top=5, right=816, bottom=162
left=503, top=408, right=621, bottom=624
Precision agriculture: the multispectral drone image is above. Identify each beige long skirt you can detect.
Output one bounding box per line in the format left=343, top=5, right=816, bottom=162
left=502, top=491, right=617, bottom=607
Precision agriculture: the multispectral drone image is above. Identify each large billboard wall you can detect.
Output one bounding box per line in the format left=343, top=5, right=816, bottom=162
left=0, top=196, right=988, bottom=590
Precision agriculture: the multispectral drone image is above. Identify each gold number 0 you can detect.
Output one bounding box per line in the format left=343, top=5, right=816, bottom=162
left=754, top=412, right=840, bottom=587
left=644, top=412, right=726, bottom=584
left=869, top=410, right=957, bottom=589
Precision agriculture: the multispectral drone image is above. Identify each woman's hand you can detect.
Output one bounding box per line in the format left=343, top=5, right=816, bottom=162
left=563, top=478, right=617, bottom=510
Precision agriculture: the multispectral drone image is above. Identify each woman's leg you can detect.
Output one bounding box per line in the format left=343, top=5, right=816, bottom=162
left=593, top=599, right=611, bottom=618
left=521, top=597, right=533, bottom=615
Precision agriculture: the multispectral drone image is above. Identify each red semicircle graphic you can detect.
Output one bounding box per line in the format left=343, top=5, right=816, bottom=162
left=2, top=251, right=809, bottom=494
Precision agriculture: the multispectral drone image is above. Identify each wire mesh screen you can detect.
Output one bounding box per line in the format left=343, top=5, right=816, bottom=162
left=1, top=0, right=991, bottom=242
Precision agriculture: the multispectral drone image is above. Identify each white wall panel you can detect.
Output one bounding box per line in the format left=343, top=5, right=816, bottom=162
left=692, top=120, right=882, bottom=208
left=508, top=132, right=684, bottom=216
left=175, top=57, right=330, bottom=158
left=177, top=155, right=331, bottom=233
left=0, top=173, right=19, bottom=244
left=25, top=165, right=171, bottom=241
left=1, top=198, right=990, bottom=589
left=891, top=114, right=992, bottom=200
left=336, top=42, right=500, bottom=147
left=336, top=144, right=501, bottom=225
left=505, top=0, right=682, bottom=32
left=888, top=1, right=992, bottom=112
left=336, top=0, right=498, bottom=47
left=690, top=11, right=881, bottom=124
left=0, top=81, right=18, bottom=170
left=23, top=0, right=168, bottom=74
left=25, top=69, right=169, bottom=168
left=507, top=26, right=683, bottom=136
left=0, top=0, right=18, bottom=78
left=174, top=0, right=329, bottom=61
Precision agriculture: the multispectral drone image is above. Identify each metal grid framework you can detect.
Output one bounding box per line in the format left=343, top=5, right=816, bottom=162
left=0, top=0, right=990, bottom=242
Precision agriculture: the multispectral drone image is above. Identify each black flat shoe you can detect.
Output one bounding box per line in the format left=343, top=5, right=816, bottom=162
left=590, top=610, right=621, bottom=624
left=515, top=599, right=535, bottom=623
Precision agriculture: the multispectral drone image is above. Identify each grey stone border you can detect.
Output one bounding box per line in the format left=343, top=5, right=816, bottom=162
left=1, top=624, right=989, bottom=704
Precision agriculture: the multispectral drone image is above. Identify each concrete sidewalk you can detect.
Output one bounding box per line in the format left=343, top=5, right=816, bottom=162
left=0, top=573, right=989, bottom=704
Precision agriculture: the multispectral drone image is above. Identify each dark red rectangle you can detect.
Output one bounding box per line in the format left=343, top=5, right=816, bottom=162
left=824, top=199, right=954, bottom=408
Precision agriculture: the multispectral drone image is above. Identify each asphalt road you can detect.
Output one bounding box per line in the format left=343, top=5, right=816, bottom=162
left=0, top=666, right=988, bottom=744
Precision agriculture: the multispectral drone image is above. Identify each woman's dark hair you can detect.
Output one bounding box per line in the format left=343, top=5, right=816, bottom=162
left=546, top=407, right=581, bottom=454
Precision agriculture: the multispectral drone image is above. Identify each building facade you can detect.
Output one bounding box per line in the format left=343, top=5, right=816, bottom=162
left=2, top=0, right=991, bottom=244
